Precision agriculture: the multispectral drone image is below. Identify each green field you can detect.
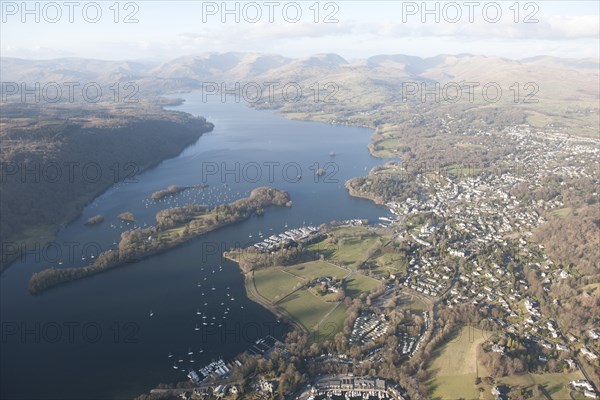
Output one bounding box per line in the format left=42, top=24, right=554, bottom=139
left=551, top=207, right=573, bottom=218
left=397, top=293, right=428, bottom=312
left=373, top=251, right=407, bottom=277
left=278, top=289, right=337, bottom=331
left=426, top=326, right=490, bottom=400
left=253, top=269, right=301, bottom=302
left=344, top=273, right=381, bottom=297
left=306, top=227, right=381, bottom=269
left=250, top=256, right=381, bottom=333
left=314, top=303, right=348, bottom=343
left=286, top=261, right=349, bottom=280
left=496, top=371, right=585, bottom=400
left=426, top=325, right=585, bottom=400
left=248, top=230, right=385, bottom=333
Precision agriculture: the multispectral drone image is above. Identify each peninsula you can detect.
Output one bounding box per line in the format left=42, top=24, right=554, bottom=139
left=28, top=187, right=291, bottom=294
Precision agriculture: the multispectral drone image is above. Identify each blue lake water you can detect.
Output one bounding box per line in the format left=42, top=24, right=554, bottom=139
left=0, top=93, right=388, bottom=399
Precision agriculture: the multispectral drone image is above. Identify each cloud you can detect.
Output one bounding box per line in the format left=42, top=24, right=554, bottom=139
left=367, top=14, right=600, bottom=40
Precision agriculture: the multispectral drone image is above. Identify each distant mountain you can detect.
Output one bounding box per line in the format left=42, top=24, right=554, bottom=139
left=0, top=57, right=152, bottom=83
left=150, top=52, right=292, bottom=81
left=520, top=55, right=600, bottom=70
left=1, top=52, right=597, bottom=102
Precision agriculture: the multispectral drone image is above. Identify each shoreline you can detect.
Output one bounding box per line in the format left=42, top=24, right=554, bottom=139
left=28, top=187, right=291, bottom=294
left=1, top=114, right=214, bottom=274
left=344, top=179, right=386, bottom=206
left=223, top=252, right=309, bottom=335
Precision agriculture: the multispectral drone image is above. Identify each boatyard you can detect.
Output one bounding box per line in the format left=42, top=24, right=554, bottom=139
left=252, top=225, right=320, bottom=253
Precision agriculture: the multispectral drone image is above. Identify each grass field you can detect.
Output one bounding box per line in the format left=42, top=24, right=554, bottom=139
left=278, top=289, right=337, bottom=331
left=247, top=230, right=386, bottom=334
left=426, top=325, right=585, bottom=400
left=551, top=207, right=573, bottom=218
left=345, top=273, right=381, bottom=297
left=375, top=138, right=404, bottom=151
left=373, top=251, right=407, bottom=277
left=314, top=303, right=348, bottom=343
left=286, top=261, right=349, bottom=280
left=426, top=326, right=491, bottom=400
left=397, top=293, right=428, bottom=312
left=250, top=257, right=381, bottom=333
left=253, top=269, right=301, bottom=302
left=306, top=227, right=381, bottom=269
left=497, top=371, right=585, bottom=400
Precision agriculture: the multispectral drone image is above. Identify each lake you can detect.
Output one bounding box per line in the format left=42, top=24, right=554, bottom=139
left=0, top=93, right=388, bottom=399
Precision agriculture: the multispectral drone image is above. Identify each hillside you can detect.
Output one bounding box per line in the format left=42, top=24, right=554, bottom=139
left=0, top=102, right=214, bottom=270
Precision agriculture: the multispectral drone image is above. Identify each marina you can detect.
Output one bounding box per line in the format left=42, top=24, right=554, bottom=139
left=252, top=225, right=319, bottom=252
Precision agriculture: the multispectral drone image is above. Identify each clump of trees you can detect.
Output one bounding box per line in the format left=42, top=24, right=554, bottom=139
left=118, top=212, right=135, bottom=223
left=85, top=215, right=104, bottom=225
left=151, top=185, right=187, bottom=201
left=155, top=204, right=207, bottom=228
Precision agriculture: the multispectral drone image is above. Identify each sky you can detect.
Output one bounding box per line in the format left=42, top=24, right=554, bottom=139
left=1, top=0, right=599, bottom=61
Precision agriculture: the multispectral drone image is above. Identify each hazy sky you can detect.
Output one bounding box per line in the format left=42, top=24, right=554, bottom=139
left=1, top=1, right=598, bottom=60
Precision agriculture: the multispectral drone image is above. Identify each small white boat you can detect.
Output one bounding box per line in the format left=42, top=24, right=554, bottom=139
left=149, top=310, right=154, bottom=317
